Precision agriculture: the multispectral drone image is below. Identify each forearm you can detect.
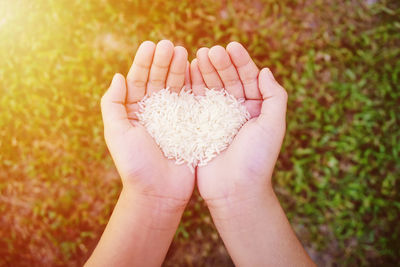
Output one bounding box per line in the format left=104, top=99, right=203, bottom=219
left=85, top=187, right=187, bottom=267
left=206, top=185, right=315, bottom=267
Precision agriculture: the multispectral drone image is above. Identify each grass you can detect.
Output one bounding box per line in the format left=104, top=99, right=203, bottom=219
left=0, top=0, right=399, bottom=265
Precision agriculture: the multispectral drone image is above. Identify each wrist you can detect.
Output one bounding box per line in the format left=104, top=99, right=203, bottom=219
left=120, top=187, right=187, bottom=231
left=204, top=185, right=277, bottom=231
left=203, top=178, right=274, bottom=211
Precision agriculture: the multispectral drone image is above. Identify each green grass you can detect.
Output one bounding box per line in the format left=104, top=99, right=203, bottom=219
left=0, top=0, right=399, bottom=265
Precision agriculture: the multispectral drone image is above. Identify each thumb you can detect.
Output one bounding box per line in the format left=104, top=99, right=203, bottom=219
left=101, top=73, right=131, bottom=132
left=257, top=68, right=288, bottom=130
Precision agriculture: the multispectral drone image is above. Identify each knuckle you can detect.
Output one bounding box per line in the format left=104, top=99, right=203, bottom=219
left=148, top=79, right=165, bottom=87
left=152, top=61, right=169, bottom=69
left=169, top=86, right=181, bottom=92
left=127, top=78, right=146, bottom=89
left=224, top=79, right=241, bottom=88
left=242, top=77, right=258, bottom=86
left=155, top=50, right=172, bottom=60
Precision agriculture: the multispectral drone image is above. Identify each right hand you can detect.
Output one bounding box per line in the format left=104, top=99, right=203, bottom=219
left=101, top=40, right=195, bottom=210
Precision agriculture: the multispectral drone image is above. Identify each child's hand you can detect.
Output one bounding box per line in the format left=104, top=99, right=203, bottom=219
left=92, top=41, right=313, bottom=267
left=192, top=42, right=287, bottom=204
left=101, top=40, right=194, bottom=210
left=88, top=41, right=196, bottom=267
left=191, top=43, right=314, bottom=266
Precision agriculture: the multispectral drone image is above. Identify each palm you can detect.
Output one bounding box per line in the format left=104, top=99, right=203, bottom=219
left=102, top=40, right=195, bottom=202
left=197, top=117, right=284, bottom=200
left=108, top=122, right=194, bottom=200
left=190, top=42, right=287, bottom=201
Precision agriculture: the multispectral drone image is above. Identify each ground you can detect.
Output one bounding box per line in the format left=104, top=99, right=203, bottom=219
left=0, top=0, right=399, bottom=266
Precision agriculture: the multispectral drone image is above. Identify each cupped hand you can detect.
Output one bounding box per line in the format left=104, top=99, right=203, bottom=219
left=191, top=42, right=288, bottom=202
left=101, top=40, right=194, bottom=207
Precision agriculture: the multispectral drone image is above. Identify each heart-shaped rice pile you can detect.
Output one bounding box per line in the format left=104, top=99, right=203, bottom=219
left=137, top=88, right=249, bottom=171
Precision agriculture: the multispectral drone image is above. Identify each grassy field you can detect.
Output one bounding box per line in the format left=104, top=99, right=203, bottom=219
left=0, top=0, right=399, bottom=266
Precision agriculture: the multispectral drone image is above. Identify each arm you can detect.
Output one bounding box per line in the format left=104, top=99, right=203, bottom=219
left=206, top=187, right=314, bottom=267
left=193, top=42, right=315, bottom=266
left=85, top=187, right=186, bottom=267
left=86, top=40, right=194, bottom=266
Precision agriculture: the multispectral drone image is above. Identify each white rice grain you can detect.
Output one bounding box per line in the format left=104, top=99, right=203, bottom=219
left=136, top=88, right=250, bottom=171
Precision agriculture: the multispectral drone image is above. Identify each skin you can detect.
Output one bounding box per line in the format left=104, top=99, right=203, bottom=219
left=193, top=42, right=286, bottom=204
left=86, top=40, right=315, bottom=267
left=193, top=42, right=315, bottom=266
left=85, top=40, right=194, bottom=267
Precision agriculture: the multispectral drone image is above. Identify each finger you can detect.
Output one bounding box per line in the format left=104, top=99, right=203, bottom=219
left=147, top=40, right=174, bottom=94
left=126, top=41, right=156, bottom=103
left=166, top=46, right=188, bottom=93
left=184, top=60, right=191, bottom=91
left=101, top=73, right=131, bottom=132
left=196, top=47, right=223, bottom=90
left=226, top=41, right=261, bottom=100
left=208, top=45, right=245, bottom=99
left=126, top=103, right=141, bottom=121
left=190, top=59, right=206, bottom=95
left=257, top=68, right=288, bottom=129
left=243, top=100, right=262, bottom=119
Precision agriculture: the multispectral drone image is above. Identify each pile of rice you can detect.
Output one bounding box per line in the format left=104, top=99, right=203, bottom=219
left=137, top=88, right=249, bottom=171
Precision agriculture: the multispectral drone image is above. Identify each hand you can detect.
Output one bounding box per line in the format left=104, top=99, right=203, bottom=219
left=101, top=40, right=195, bottom=210
left=191, top=43, right=314, bottom=267
left=89, top=40, right=196, bottom=267
left=191, top=42, right=288, bottom=203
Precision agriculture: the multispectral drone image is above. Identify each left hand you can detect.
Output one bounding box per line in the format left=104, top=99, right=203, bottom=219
left=191, top=42, right=288, bottom=204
